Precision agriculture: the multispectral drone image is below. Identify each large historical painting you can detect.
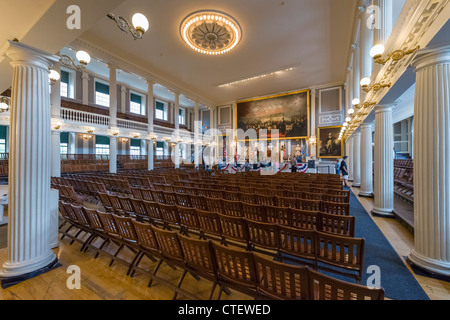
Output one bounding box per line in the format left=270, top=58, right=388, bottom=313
left=236, top=90, right=309, bottom=140
left=317, top=126, right=343, bottom=158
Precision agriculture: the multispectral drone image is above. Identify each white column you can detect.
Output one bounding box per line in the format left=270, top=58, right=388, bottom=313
left=359, top=123, right=374, bottom=197
left=194, top=101, right=200, bottom=168
left=407, top=45, right=450, bottom=277
left=120, top=84, right=127, bottom=113
left=50, top=61, right=61, bottom=118
left=108, top=64, right=117, bottom=128
left=352, top=131, right=361, bottom=187
left=352, top=43, right=361, bottom=105
left=372, top=0, right=393, bottom=76
left=81, top=70, right=89, bottom=106
left=68, top=132, right=76, bottom=155
left=360, top=5, right=373, bottom=101
left=347, top=136, right=354, bottom=181
left=109, top=136, right=117, bottom=173
left=371, top=104, right=394, bottom=217
left=51, top=131, right=61, bottom=178
left=147, top=81, right=154, bottom=171
left=310, top=88, right=317, bottom=145
left=174, top=92, right=180, bottom=169
left=0, top=41, right=58, bottom=283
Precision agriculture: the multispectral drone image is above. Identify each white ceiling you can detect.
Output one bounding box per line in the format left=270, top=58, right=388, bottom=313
left=78, top=0, right=356, bottom=106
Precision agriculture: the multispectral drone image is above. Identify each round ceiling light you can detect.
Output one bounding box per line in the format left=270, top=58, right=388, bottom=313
left=180, top=10, right=242, bottom=55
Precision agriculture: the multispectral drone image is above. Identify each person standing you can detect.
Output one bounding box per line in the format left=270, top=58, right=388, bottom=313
left=290, top=156, right=297, bottom=173
left=340, top=156, right=349, bottom=187
left=335, top=159, right=341, bottom=175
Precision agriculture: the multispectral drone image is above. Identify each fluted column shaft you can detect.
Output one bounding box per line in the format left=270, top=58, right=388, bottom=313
left=174, top=93, right=180, bottom=169
left=108, top=65, right=117, bottom=128
left=352, top=132, right=361, bottom=187
left=194, top=101, right=200, bottom=168
left=147, top=81, right=154, bottom=171
left=372, top=105, right=394, bottom=216
left=408, top=45, right=450, bottom=277
left=110, top=136, right=117, bottom=173
left=359, top=124, right=374, bottom=197
left=0, top=41, right=58, bottom=279
left=347, top=136, right=354, bottom=181
left=51, top=131, right=61, bottom=178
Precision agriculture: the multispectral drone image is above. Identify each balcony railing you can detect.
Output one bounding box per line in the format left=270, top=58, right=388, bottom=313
left=117, top=118, right=148, bottom=131
left=61, top=107, right=110, bottom=126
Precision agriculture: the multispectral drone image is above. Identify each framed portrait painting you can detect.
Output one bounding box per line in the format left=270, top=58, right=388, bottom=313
left=317, top=126, right=343, bottom=158
left=235, top=90, right=309, bottom=141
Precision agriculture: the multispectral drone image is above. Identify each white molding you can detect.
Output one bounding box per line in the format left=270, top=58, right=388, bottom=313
left=318, top=86, right=343, bottom=114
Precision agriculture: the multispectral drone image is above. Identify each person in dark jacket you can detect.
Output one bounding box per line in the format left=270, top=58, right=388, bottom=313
left=340, top=156, right=349, bottom=188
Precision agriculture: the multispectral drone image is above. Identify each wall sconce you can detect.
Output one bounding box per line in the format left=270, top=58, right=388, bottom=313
left=360, top=77, right=371, bottom=91
left=121, top=138, right=129, bottom=143
left=133, top=133, right=140, bottom=139
left=60, top=51, right=91, bottom=70
left=0, top=97, right=10, bottom=113
left=107, top=12, right=149, bottom=40
left=49, top=70, right=60, bottom=85
left=87, top=127, right=95, bottom=134
left=362, top=82, right=391, bottom=93
left=370, top=45, right=420, bottom=65
left=309, top=137, right=317, bottom=146
left=83, top=134, right=92, bottom=140
left=112, top=130, right=119, bottom=136
left=54, top=122, right=62, bottom=130
left=176, top=137, right=183, bottom=143
left=163, top=137, right=171, bottom=142
left=150, top=133, right=158, bottom=140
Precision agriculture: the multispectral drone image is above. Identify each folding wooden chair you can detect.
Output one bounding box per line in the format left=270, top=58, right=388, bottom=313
left=217, top=213, right=249, bottom=249
left=265, top=205, right=289, bottom=225
left=204, top=197, right=225, bottom=214
left=222, top=200, right=243, bottom=217
left=196, top=209, right=222, bottom=240
left=246, top=220, right=279, bottom=253
left=318, top=212, right=355, bottom=237
left=278, top=225, right=316, bottom=267
left=320, top=201, right=350, bottom=216
left=241, top=202, right=266, bottom=222
left=289, top=209, right=318, bottom=230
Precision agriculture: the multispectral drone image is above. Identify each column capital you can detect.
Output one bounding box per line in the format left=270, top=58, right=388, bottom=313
left=7, top=40, right=59, bottom=70
left=411, top=43, right=450, bottom=72
left=146, top=79, right=156, bottom=86
left=106, top=63, right=116, bottom=70
left=374, top=104, right=395, bottom=112
left=360, top=123, right=373, bottom=130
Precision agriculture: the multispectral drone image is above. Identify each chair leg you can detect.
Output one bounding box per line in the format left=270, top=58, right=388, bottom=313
left=61, top=224, right=75, bottom=240
left=208, top=282, right=218, bottom=300
left=80, top=233, right=95, bottom=252
left=109, top=243, right=124, bottom=267
left=172, top=270, right=188, bottom=300
left=217, top=287, right=223, bottom=300
left=94, top=238, right=110, bottom=258
left=127, top=251, right=143, bottom=276
left=148, top=259, right=163, bottom=288
left=130, top=252, right=146, bottom=278
left=189, top=271, right=201, bottom=281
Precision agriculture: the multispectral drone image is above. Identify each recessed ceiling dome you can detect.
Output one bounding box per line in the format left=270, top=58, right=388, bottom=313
left=180, top=10, right=242, bottom=55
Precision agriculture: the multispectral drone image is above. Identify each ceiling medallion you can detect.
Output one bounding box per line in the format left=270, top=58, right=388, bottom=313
left=180, top=10, right=242, bottom=55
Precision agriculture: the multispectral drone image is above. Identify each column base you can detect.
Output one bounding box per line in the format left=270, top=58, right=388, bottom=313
left=0, top=256, right=61, bottom=289
left=371, top=208, right=395, bottom=218
left=358, top=191, right=374, bottom=198
left=352, top=183, right=361, bottom=188
left=407, top=250, right=450, bottom=282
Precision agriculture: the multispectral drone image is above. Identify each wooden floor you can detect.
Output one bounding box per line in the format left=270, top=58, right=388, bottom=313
left=0, top=190, right=449, bottom=300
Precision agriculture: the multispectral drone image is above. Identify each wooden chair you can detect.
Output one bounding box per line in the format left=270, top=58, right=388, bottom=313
left=289, top=209, right=318, bottom=230
left=96, top=211, right=125, bottom=267
left=108, top=194, right=125, bottom=215
left=204, top=197, right=225, bottom=214
left=196, top=209, right=222, bottom=239
left=246, top=220, right=279, bottom=252
left=177, top=234, right=219, bottom=300
left=298, top=199, right=321, bottom=212
left=163, top=192, right=178, bottom=205
left=240, top=193, right=256, bottom=204
left=142, top=200, right=163, bottom=224
left=112, top=214, right=141, bottom=275
left=129, top=198, right=147, bottom=222
left=278, top=225, right=316, bottom=267
left=211, top=241, right=258, bottom=299
left=315, top=231, right=365, bottom=283
left=308, top=269, right=384, bottom=300
left=276, top=196, right=298, bottom=209
left=254, top=253, right=310, bottom=300
left=175, top=193, right=192, bottom=208
left=177, top=206, right=200, bottom=235
left=150, top=189, right=166, bottom=204
left=223, top=191, right=241, bottom=202
left=318, top=212, right=355, bottom=237
left=320, top=201, right=350, bottom=216
left=130, top=187, right=143, bottom=200
left=118, top=196, right=135, bottom=217
left=241, top=202, right=265, bottom=222
left=140, top=188, right=154, bottom=201
left=82, top=207, right=109, bottom=256
left=222, top=200, right=243, bottom=217
left=322, top=194, right=349, bottom=204
left=98, top=192, right=113, bottom=212
left=254, top=194, right=275, bottom=206
left=190, top=195, right=208, bottom=211
left=265, top=205, right=289, bottom=225
left=158, top=203, right=180, bottom=230
left=217, top=213, right=249, bottom=249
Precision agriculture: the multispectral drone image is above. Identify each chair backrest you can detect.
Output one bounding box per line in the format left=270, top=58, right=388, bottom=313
left=246, top=220, right=279, bottom=251
left=96, top=211, right=121, bottom=238
left=130, top=187, right=143, bottom=199
left=142, top=200, right=163, bottom=222
left=163, top=192, right=178, bottom=205
left=131, top=219, right=159, bottom=254
left=112, top=214, right=139, bottom=243
left=254, top=253, right=309, bottom=300
left=98, top=192, right=112, bottom=210
left=241, top=202, right=265, bottom=222
left=158, top=203, right=180, bottom=225
left=62, top=201, right=78, bottom=222
left=223, top=191, right=241, bottom=202
left=82, top=207, right=104, bottom=231
left=289, top=209, right=318, bottom=230
left=130, top=198, right=147, bottom=222
left=308, top=269, right=384, bottom=300
left=196, top=209, right=222, bottom=237
left=150, top=190, right=166, bottom=203
left=151, top=225, right=184, bottom=265
left=320, top=201, right=350, bottom=216
left=177, top=233, right=216, bottom=277
left=222, top=200, right=243, bottom=217
left=204, top=197, right=225, bottom=214
left=265, top=205, right=289, bottom=225
left=318, top=212, right=355, bottom=237
left=59, top=201, right=72, bottom=220
left=276, top=196, right=298, bottom=208
left=140, top=188, right=154, bottom=201
left=298, top=199, right=321, bottom=212
left=254, top=194, right=275, bottom=206
left=211, top=241, right=257, bottom=291
left=315, top=231, right=365, bottom=274
left=322, top=194, right=349, bottom=204
left=118, top=196, right=134, bottom=214
left=240, top=193, right=256, bottom=204
left=190, top=195, right=208, bottom=210
left=175, top=193, right=192, bottom=207
left=218, top=213, right=249, bottom=244
left=278, top=225, right=316, bottom=261
left=108, top=194, right=123, bottom=212
left=176, top=206, right=200, bottom=231
left=71, top=204, right=90, bottom=226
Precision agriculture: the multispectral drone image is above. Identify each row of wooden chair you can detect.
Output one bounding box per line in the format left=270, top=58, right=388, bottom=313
left=98, top=194, right=356, bottom=237
left=59, top=202, right=377, bottom=299
left=61, top=159, right=109, bottom=173
left=123, top=189, right=350, bottom=216
left=52, top=177, right=107, bottom=201
left=61, top=175, right=132, bottom=196
left=394, top=165, right=414, bottom=202
left=52, top=184, right=83, bottom=205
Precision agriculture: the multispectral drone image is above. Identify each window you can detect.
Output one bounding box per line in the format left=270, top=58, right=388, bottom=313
left=96, top=144, right=110, bottom=155
left=179, top=108, right=185, bottom=125
left=0, top=139, right=6, bottom=154
left=156, top=141, right=164, bottom=156
left=130, top=146, right=141, bottom=156
left=60, top=71, right=70, bottom=98
left=156, top=101, right=168, bottom=120
left=130, top=93, right=145, bottom=115
left=60, top=143, right=68, bottom=155
left=95, top=81, right=110, bottom=107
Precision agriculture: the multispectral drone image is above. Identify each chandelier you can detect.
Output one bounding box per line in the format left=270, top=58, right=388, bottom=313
left=180, top=10, right=242, bottom=55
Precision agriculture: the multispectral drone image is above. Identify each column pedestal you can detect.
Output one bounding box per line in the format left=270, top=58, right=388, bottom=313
left=0, top=41, right=60, bottom=288
left=407, top=44, right=450, bottom=279
left=371, top=105, right=394, bottom=217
